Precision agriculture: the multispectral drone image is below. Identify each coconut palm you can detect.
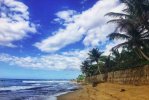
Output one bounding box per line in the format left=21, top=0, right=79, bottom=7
left=122, top=0, right=149, bottom=31
left=107, top=19, right=149, bottom=60
left=106, top=0, right=149, bottom=60
left=106, top=0, right=149, bottom=31
left=88, top=48, right=103, bottom=74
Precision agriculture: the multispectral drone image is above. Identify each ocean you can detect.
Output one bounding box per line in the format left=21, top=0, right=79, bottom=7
left=0, top=79, right=79, bottom=100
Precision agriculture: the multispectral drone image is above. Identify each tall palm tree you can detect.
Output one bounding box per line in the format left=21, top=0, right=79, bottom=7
left=106, top=0, right=149, bottom=60
left=122, top=0, right=149, bottom=31
left=88, top=48, right=103, bottom=74
left=106, top=0, right=149, bottom=31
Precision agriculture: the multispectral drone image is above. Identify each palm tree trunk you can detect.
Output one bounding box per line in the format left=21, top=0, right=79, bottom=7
left=97, top=61, right=101, bottom=74
left=138, top=48, right=149, bottom=61
left=134, top=48, right=143, bottom=59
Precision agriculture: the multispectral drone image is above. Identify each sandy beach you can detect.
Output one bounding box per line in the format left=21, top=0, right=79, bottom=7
left=57, top=83, right=149, bottom=100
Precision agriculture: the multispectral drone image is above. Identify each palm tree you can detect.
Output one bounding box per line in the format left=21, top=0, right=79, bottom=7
left=80, top=60, right=91, bottom=77
left=106, top=0, right=149, bottom=31
left=111, top=49, right=123, bottom=70
left=121, top=0, right=149, bottom=31
left=107, top=20, right=149, bottom=60
left=88, top=48, right=103, bottom=74
left=106, top=0, right=149, bottom=60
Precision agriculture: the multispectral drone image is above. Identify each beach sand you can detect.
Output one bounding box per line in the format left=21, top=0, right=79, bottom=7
left=57, top=83, right=149, bottom=100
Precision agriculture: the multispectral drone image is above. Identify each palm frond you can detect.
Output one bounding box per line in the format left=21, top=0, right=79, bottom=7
left=141, top=38, right=149, bottom=43
left=107, top=33, right=130, bottom=40
left=112, top=42, right=128, bottom=50
left=88, top=48, right=103, bottom=62
left=141, top=31, right=149, bottom=38
left=107, top=19, right=122, bottom=24
left=105, top=12, right=129, bottom=18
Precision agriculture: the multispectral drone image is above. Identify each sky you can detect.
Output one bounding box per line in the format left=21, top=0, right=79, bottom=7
left=0, top=0, right=124, bottom=79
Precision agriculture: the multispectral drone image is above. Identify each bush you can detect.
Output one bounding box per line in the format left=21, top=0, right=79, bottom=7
left=77, top=75, right=85, bottom=82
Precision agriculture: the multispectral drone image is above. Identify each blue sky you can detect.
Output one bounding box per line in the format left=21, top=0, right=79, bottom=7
left=0, top=0, right=124, bottom=79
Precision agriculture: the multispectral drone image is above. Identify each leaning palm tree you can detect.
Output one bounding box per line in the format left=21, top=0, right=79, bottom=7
left=107, top=19, right=149, bottom=60
left=106, top=0, right=149, bottom=61
left=88, top=48, right=103, bottom=74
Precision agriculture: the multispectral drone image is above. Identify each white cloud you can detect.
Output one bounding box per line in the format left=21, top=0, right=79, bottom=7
left=83, top=24, right=116, bottom=46
left=103, top=40, right=125, bottom=55
left=0, top=0, right=36, bottom=47
left=34, top=0, right=124, bottom=52
left=0, top=49, right=89, bottom=70
left=54, top=10, right=77, bottom=24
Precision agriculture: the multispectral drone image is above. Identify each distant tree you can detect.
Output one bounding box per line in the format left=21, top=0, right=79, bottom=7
left=80, top=60, right=91, bottom=77
left=77, top=74, right=85, bottom=82
left=103, top=55, right=112, bottom=72
left=88, top=48, right=103, bottom=74
left=111, top=49, right=122, bottom=69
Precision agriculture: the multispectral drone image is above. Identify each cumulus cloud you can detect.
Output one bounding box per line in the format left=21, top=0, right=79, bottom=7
left=0, top=49, right=89, bottom=70
left=34, top=0, right=124, bottom=52
left=54, top=10, right=77, bottom=25
left=0, top=0, right=36, bottom=47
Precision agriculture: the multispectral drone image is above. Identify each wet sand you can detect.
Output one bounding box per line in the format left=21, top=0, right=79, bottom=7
left=57, top=83, right=149, bottom=100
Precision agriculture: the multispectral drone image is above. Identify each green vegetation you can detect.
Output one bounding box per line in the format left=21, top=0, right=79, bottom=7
left=88, top=48, right=103, bottom=74
left=76, top=74, right=85, bottom=82
left=80, top=48, right=107, bottom=77
left=80, top=0, right=149, bottom=77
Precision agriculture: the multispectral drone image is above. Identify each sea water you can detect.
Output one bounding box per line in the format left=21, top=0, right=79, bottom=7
left=0, top=79, right=79, bottom=100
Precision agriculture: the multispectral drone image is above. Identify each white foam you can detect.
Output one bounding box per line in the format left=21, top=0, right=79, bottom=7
left=47, top=92, right=71, bottom=100
left=0, top=86, right=36, bottom=91
left=67, top=86, right=79, bottom=90
left=23, top=80, right=70, bottom=84
left=47, top=96, right=57, bottom=100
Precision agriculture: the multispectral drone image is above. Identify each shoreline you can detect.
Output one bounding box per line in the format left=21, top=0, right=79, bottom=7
left=53, top=82, right=82, bottom=100
left=57, top=83, right=149, bottom=100
left=48, top=91, right=72, bottom=100
left=56, top=84, right=83, bottom=100
left=57, top=90, right=80, bottom=100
